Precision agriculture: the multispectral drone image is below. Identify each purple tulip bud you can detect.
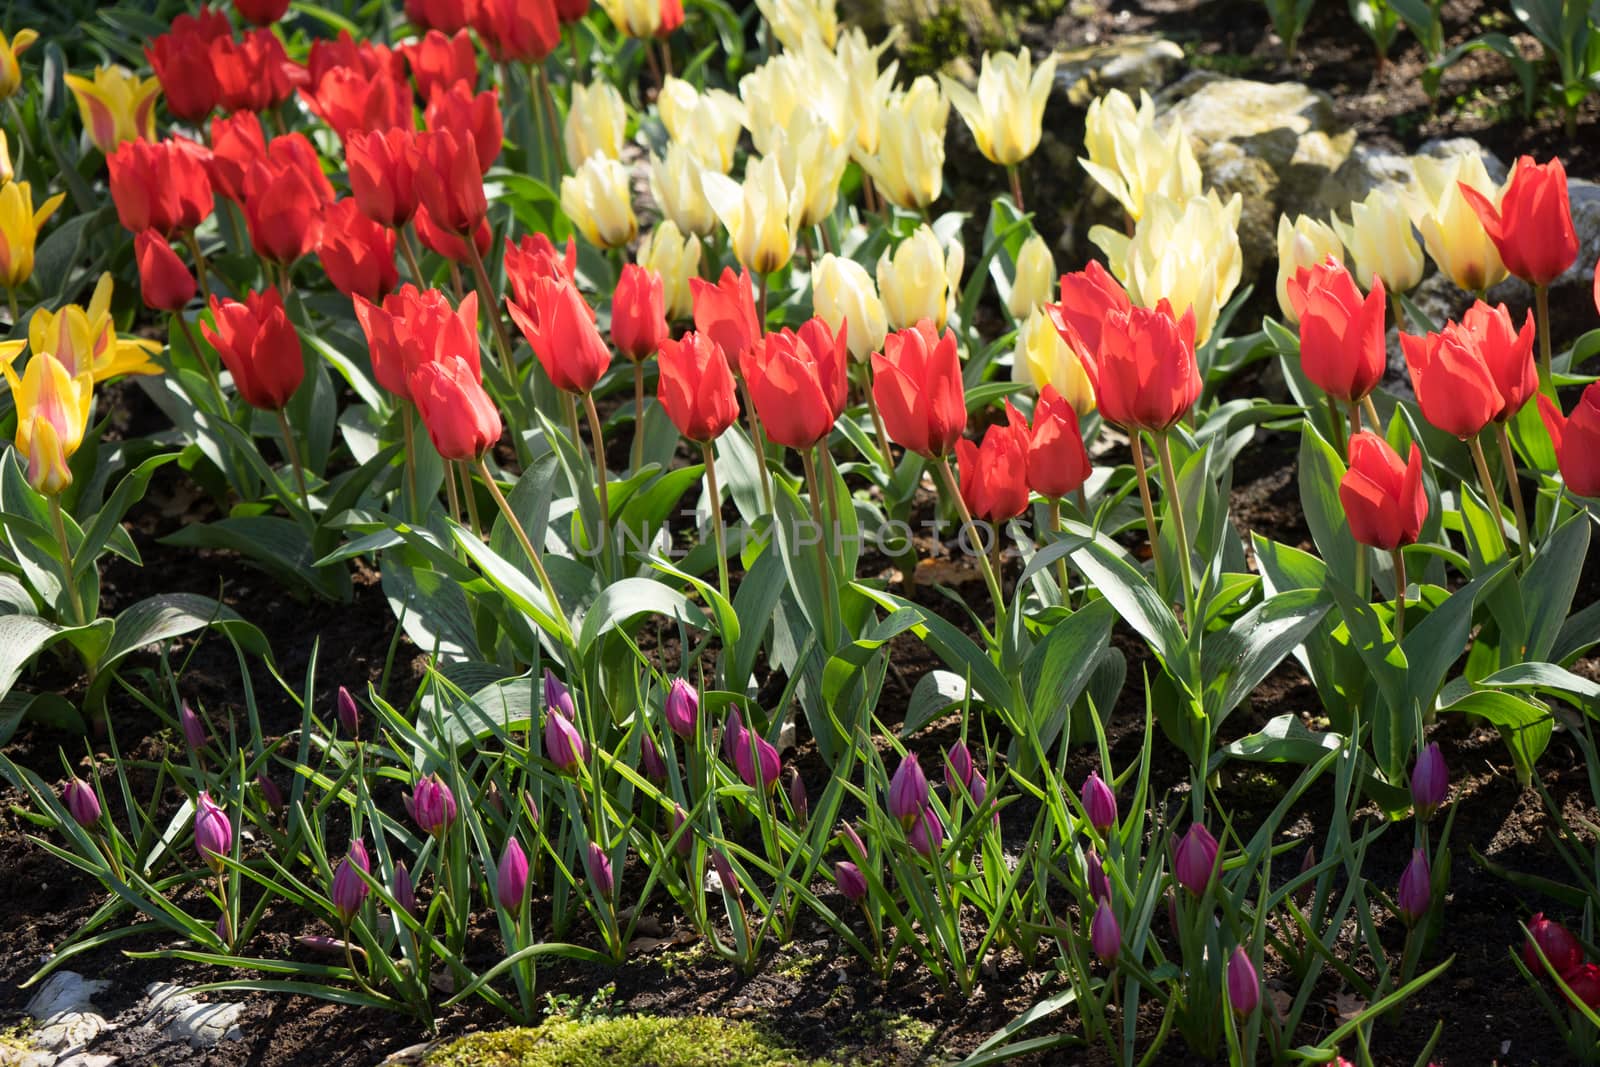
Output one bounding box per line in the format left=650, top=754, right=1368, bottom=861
left=669, top=804, right=694, bottom=856
left=193, top=791, right=232, bottom=872
left=1082, top=771, right=1117, bottom=834
left=543, top=669, right=576, bottom=720
left=256, top=773, right=284, bottom=813
left=945, top=742, right=974, bottom=794
left=838, top=820, right=867, bottom=863
left=63, top=778, right=101, bottom=827
left=908, top=806, right=944, bottom=857
left=331, top=840, right=371, bottom=923
left=586, top=842, right=614, bottom=897
left=664, top=678, right=699, bottom=740
left=968, top=766, right=990, bottom=808
left=180, top=704, right=209, bottom=752
left=641, top=734, right=668, bottom=782
left=888, top=754, right=929, bottom=825
left=1173, top=823, right=1219, bottom=896
left=1226, top=947, right=1260, bottom=1015
left=545, top=710, right=587, bottom=774
left=522, top=791, right=539, bottom=825
left=732, top=721, right=781, bottom=793
left=1411, top=742, right=1448, bottom=821
left=393, top=862, right=416, bottom=913
left=1397, top=848, right=1432, bottom=925
left=336, top=686, right=360, bottom=737
left=1085, top=849, right=1111, bottom=903
left=411, top=774, right=457, bottom=837
left=1294, top=847, right=1317, bottom=907
left=1091, top=902, right=1120, bottom=964
left=485, top=780, right=506, bottom=819
left=711, top=850, right=738, bottom=894
left=787, top=772, right=808, bottom=822
left=836, top=860, right=867, bottom=902
left=497, top=837, right=529, bottom=910
left=723, top=709, right=746, bottom=764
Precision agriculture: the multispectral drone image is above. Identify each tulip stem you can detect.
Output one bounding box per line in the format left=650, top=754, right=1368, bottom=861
left=1535, top=283, right=1553, bottom=390
left=1391, top=548, right=1408, bottom=641
left=632, top=361, right=646, bottom=473
left=701, top=441, right=730, bottom=603
left=1007, top=166, right=1024, bottom=213
left=183, top=230, right=214, bottom=305
left=458, top=461, right=482, bottom=540
left=1468, top=434, right=1512, bottom=562
left=274, top=408, right=310, bottom=513
left=936, top=456, right=1007, bottom=636
left=398, top=227, right=427, bottom=288
left=443, top=456, right=461, bottom=524
left=1347, top=398, right=1362, bottom=443
left=1326, top=394, right=1347, bottom=456
left=464, top=237, right=516, bottom=380
left=757, top=272, right=768, bottom=327
left=800, top=447, right=836, bottom=647
left=536, top=65, right=566, bottom=176
left=863, top=380, right=895, bottom=470
left=173, top=312, right=226, bottom=414
left=1155, top=431, right=1197, bottom=631
left=737, top=378, right=775, bottom=512
left=1495, top=423, right=1532, bottom=568
left=401, top=404, right=418, bottom=521
left=583, top=391, right=614, bottom=570
left=1390, top=291, right=1407, bottom=332
left=1049, top=499, right=1071, bottom=608
left=477, top=456, right=571, bottom=640
left=1363, top=395, right=1381, bottom=432
left=5, top=287, right=15, bottom=323
left=48, top=496, right=85, bottom=627
left=1129, top=435, right=1171, bottom=609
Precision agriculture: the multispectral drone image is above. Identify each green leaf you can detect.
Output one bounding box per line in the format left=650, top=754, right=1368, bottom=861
left=1441, top=690, right=1551, bottom=783
left=1022, top=600, right=1115, bottom=751
left=162, top=517, right=349, bottom=601
left=903, top=670, right=969, bottom=737
left=1298, top=422, right=1357, bottom=587
left=1202, top=587, right=1330, bottom=726
left=1066, top=530, right=1191, bottom=691
left=1521, top=514, right=1589, bottom=661
left=575, top=577, right=705, bottom=655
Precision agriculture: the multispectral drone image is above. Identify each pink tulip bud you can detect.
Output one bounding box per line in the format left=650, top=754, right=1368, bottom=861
left=711, top=850, right=737, bottom=893
left=497, top=837, right=529, bottom=910
left=788, top=772, right=808, bottom=822
left=1294, top=847, right=1317, bottom=908
left=945, top=742, right=974, bottom=794
left=732, top=719, right=780, bottom=793
left=664, top=678, right=698, bottom=740
left=888, top=753, right=929, bottom=825
left=256, top=773, right=284, bottom=813
left=63, top=779, right=101, bottom=827
left=543, top=668, right=575, bottom=719
left=1081, top=771, right=1117, bottom=833
left=1226, top=947, right=1260, bottom=1015
left=1397, top=848, right=1432, bottom=925
left=908, top=806, right=944, bottom=857
left=336, top=686, right=360, bottom=736
left=1524, top=913, right=1584, bottom=978
left=836, top=860, right=867, bottom=902
left=181, top=704, right=209, bottom=752
left=968, top=766, right=990, bottom=808
left=1173, top=823, right=1219, bottom=896
left=394, top=862, right=416, bottom=913
left=545, top=709, right=586, bottom=774
left=838, top=820, right=867, bottom=863
left=586, top=842, right=614, bottom=897
left=1411, top=742, right=1448, bottom=821
left=669, top=804, right=694, bottom=856
left=193, top=791, right=231, bottom=872
left=723, top=709, right=746, bottom=764
left=1085, top=849, right=1111, bottom=903
left=641, top=733, right=668, bottom=782
left=1091, top=902, right=1120, bottom=964
left=411, top=773, right=457, bottom=836
left=1565, top=963, right=1600, bottom=1013
left=332, top=840, right=371, bottom=923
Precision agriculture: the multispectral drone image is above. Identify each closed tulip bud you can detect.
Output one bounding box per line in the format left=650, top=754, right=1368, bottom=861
left=1090, top=190, right=1243, bottom=347
left=354, top=285, right=480, bottom=402
left=1080, top=89, right=1202, bottom=225
left=955, top=412, right=1031, bottom=525
left=1089, top=300, right=1200, bottom=433
left=1085, top=849, right=1111, bottom=903
left=861, top=76, right=947, bottom=213
left=940, top=47, right=1055, bottom=168
left=1013, top=310, right=1095, bottom=417
left=409, top=355, right=502, bottom=460
left=1524, top=913, right=1584, bottom=978
left=1339, top=432, right=1427, bottom=551
left=202, top=289, right=304, bottom=411
left=813, top=254, right=887, bottom=363
left=838, top=819, right=867, bottom=864
left=872, top=320, right=966, bottom=458
left=657, top=331, right=739, bottom=444
left=406, top=0, right=474, bottom=32
left=657, top=77, right=746, bottom=174
left=2, top=351, right=89, bottom=496
left=1400, top=318, right=1510, bottom=440
left=640, top=733, right=667, bottom=781
left=562, top=153, right=638, bottom=250
left=1411, top=742, right=1448, bottom=820
left=1460, top=155, right=1578, bottom=287
left=1274, top=214, right=1344, bottom=323
left=877, top=225, right=962, bottom=333
left=1226, top=948, right=1260, bottom=1015
left=193, top=791, right=231, bottom=871
left=649, top=146, right=717, bottom=239
left=301, top=66, right=412, bottom=143
left=702, top=155, right=804, bottom=277
left=690, top=268, right=761, bottom=374
left=346, top=128, right=422, bottom=229
left=209, top=30, right=299, bottom=114
left=1294, top=847, right=1317, bottom=908
left=63, top=778, right=101, bottom=828
left=1539, top=384, right=1600, bottom=498
left=508, top=277, right=612, bottom=394
left=472, top=0, right=559, bottom=63
left=669, top=804, right=694, bottom=856
left=744, top=318, right=848, bottom=450
left=394, top=863, right=416, bottom=913
left=0, top=28, right=37, bottom=101
left=1333, top=188, right=1425, bottom=296
left=710, top=850, right=737, bottom=892
left=332, top=840, right=371, bottom=923
left=1397, top=848, right=1431, bottom=924
left=835, top=860, right=867, bottom=901
left=544, top=670, right=576, bottom=719
left=1081, top=772, right=1117, bottom=834
left=1091, top=903, right=1120, bottom=964
left=545, top=709, right=587, bottom=774
left=497, top=837, right=529, bottom=909
left=888, top=753, right=929, bottom=825
left=236, top=0, right=291, bottom=24
left=318, top=199, right=399, bottom=302
left=144, top=18, right=221, bottom=123
left=612, top=264, right=670, bottom=362
left=565, top=81, right=627, bottom=164
left=0, top=181, right=65, bottom=289
left=134, top=232, right=195, bottom=313
left=585, top=841, right=614, bottom=896
left=755, top=0, right=837, bottom=49
left=411, top=773, right=457, bottom=836
left=241, top=158, right=326, bottom=266
left=1566, top=964, right=1600, bottom=1012
left=1288, top=256, right=1387, bottom=404
left=1173, top=823, right=1218, bottom=896
left=663, top=678, right=700, bottom=739
left=1045, top=260, right=1131, bottom=368
left=256, top=773, right=284, bottom=813
left=403, top=29, right=477, bottom=102
left=945, top=741, right=974, bottom=795
left=414, top=129, right=487, bottom=236
left=732, top=719, right=781, bottom=793
left=1007, top=234, right=1055, bottom=320
left=1022, top=385, right=1092, bottom=500
left=108, top=138, right=214, bottom=238
left=181, top=703, right=209, bottom=751
left=1407, top=153, right=1508, bottom=293
left=908, top=807, right=944, bottom=857
left=637, top=222, right=701, bottom=323
left=65, top=65, right=160, bottom=154
left=788, top=772, right=809, bottom=823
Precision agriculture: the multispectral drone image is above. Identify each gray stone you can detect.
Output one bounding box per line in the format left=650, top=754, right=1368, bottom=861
left=1052, top=36, right=1186, bottom=107
left=141, top=983, right=243, bottom=1049
left=1562, top=178, right=1600, bottom=290
left=53, top=1056, right=117, bottom=1067
left=25, top=973, right=112, bottom=1056
left=26, top=974, right=110, bottom=1022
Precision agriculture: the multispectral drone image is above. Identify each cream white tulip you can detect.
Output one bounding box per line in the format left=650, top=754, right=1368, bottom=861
left=940, top=47, right=1056, bottom=167
left=658, top=77, right=746, bottom=174
left=755, top=0, right=837, bottom=49
left=1007, top=232, right=1055, bottom=319
left=813, top=253, right=887, bottom=361
left=877, top=224, right=963, bottom=332
left=650, top=142, right=717, bottom=237
left=770, top=106, right=854, bottom=227
left=637, top=220, right=702, bottom=321
left=1079, top=88, right=1202, bottom=224
left=564, top=81, right=627, bottom=164
left=1012, top=307, right=1094, bottom=416
left=560, top=152, right=638, bottom=249
left=1274, top=214, right=1344, bottom=322
left=702, top=154, right=806, bottom=276
left=1334, top=186, right=1425, bottom=294
left=836, top=26, right=898, bottom=158
left=860, top=76, right=947, bottom=213
left=1408, top=153, right=1508, bottom=293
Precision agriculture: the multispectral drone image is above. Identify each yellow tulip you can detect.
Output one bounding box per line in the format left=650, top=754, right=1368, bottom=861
left=0, top=180, right=65, bottom=290
left=637, top=221, right=701, bottom=322
left=769, top=105, right=854, bottom=228
left=64, top=65, right=160, bottom=155
left=836, top=27, right=898, bottom=158
left=1408, top=153, right=1508, bottom=293
left=940, top=47, right=1056, bottom=168
left=564, top=82, right=627, bottom=164
left=1333, top=187, right=1425, bottom=295
left=876, top=224, right=963, bottom=333
left=0, top=130, right=12, bottom=186
left=650, top=142, right=717, bottom=237
left=1079, top=88, right=1202, bottom=225
left=860, top=76, right=947, bottom=213
left=2, top=351, right=90, bottom=495
left=701, top=155, right=805, bottom=276
left=739, top=53, right=810, bottom=158
left=658, top=77, right=746, bottom=174
left=1007, top=232, right=1055, bottom=320
left=0, top=28, right=38, bottom=101
left=595, top=0, right=661, bottom=37
left=560, top=153, right=638, bottom=249
left=1274, top=214, right=1343, bottom=323
left=813, top=253, right=887, bottom=362
left=1090, top=190, right=1243, bottom=347
left=0, top=273, right=161, bottom=382
left=1011, top=307, right=1094, bottom=416
left=755, top=0, right=838, bottom=49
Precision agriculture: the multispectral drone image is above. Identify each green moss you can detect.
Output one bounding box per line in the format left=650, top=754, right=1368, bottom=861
left=772, top=950, right=826, bottom=980
left=898, top=6, right=972, bottom=78
left=423, top=1015, right=840, bottom=1067
left=836, top=1008, right=937, bottom=1049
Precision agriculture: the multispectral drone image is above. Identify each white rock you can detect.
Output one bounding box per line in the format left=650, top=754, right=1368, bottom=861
left=25, top=974, right=110, bottom=1022
left=141, top=983, right=243, bottom=1048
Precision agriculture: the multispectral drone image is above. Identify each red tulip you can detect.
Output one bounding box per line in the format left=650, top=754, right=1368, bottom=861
left=306, top=30, right=405, bottom=89
left=1524, top=913, right=1585, bottom=979
left=658, top=331, right=739, bottom=442
left=508, top=277, right=612, bottom=394
left=234, top=0, right=292, bottom=25
left=206, top=112, right=268, bottom=203
left=1567, top=964, right=1600, bottom=1013
left=505, top=233, right=577, bottom=309
left=301, top=66, right=412, bottom=141
left=135, top=231, right=196, bottom=312
left=355, top=285, right=480, bottom=401
left=403, top=29, right=477, bottom=100
left=318, top=198, right=399, bottom=301
left=409, top=354, right=503, bottom=460
left=405, top=0, right=475, bottom=33
left=346, top=127, right=422, bottom=228
left=1021, top=385, right=1090, bottom=499
left=690, top=268, right=760, bottom=375
left=1539, top=384, right=1600, bottom=498
left=1339, top=431, right=1426, bottom=551
left=210, top=30, right=302, bottom=114
left=108, top=137, right=214, bottom=237
left=871, top=320, right=966, bottom=458
left=201, top=289, right=304, bottom=410
left=1044, top=259, right=1130, bottom=360
left=1463, top=301, right=1537, bottom=422
left=744, top=319, right=848, bottom=450
left=1088, top=299, right=1199, bottom=433
left=612, top=264, right=670, bottom=361
left=656, top=0, right=684, bottom=36
left=424, top=83, right=502, bottom=174
left=414, top=205, right=491, bottom=264
left=555, top=0, right=589, bottom=21
left=1459, top=155, right=1579, bottom=287
left=1400, top=324, right=1505, bottom=439
left=956, top=412, right=1030, bottom=524
left=1287, top=256, right=1387, bottom=404
left=243, top=132, right=335, bottom=204
left=413, top=129, right=486, bottom=235
left=145, top=12, right=227, bottom=123
left=242, top=155, right=326, bottom=264
left=472, top=0, right=560, bottom=63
